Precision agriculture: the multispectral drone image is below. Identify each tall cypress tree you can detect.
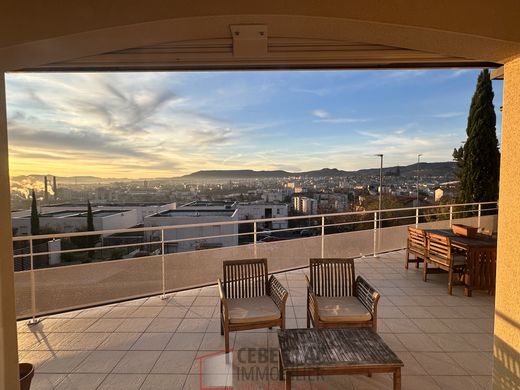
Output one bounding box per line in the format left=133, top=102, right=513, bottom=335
left=30, top=190, right=40, bottom=235
left=453, top=69, right=500, bottom=202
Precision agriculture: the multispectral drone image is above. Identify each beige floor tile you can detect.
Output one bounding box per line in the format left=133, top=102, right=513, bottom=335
left=130, top=306, right=163, bottom=318
left=166, top=332, right=204, bottom=350
left=131, top=333, right=172, bottom=351
left=381, top=318, right=422, bottom=333
left=157, top=306, right=188, bottom=318
left=98, top=373, right=146, bottom=389
left=396, top=333, right=441, bottom=352
left=18, top=350, right=54, bottom=369
left=432, top=375, right=483, bottom=390
left=182, top=374, right=200, bottom=390
left=55, top=373, right=107, bottom=389
left=412, top=352, right=468, bottom=375
left=169, top=296, right=196, bottom=306
left=448, top=352, right=493, bottom=375
left=379, top=333, right=407, bottom=352
left=86, top=318, right=125, bottom=333
left=234, top=332, right=268, bottom=349
left=115, top=317, right=153, bottom=332
left=192, top=296, right=219, bottom=306
left=177, top=318, right=210, bottom=333
left=412, top=318, right=452, bottom=333
left=55, top=332, right=109, bottom=350
left=103, top=306, right=138, bottom=318
left=140, top=374, right=187, bottom=389
left=29, top=333, right=71, bottom=351
left=185, top=305, right=216, bottom=318
left=472, top=375, right=492, bottom=389
left=378, top=306, right=406, bottom=318
left=199, top=332, right=235, bottom=351
left=396, top=351, right=427, bottom=376
left=142, top=296, right=171, bottom=307
left=351, top=373, right=393, bottom=389
left=146, top=318, right=182, bottom=333
left=151, top=350, right=197, bottom=373
left=440, top=318, right=485, bottom=333
left=461, top=333, right=494, bottom=351
left=30, top=373, right=67, bottom=390
left=49, top=318, right=98, bottom=333
left=74, top=350, right=125, bottom=373
left=97, top=332, right=141, bottom=351
left=425, top=306, right=462, bottom=319
left=38, top=350, right=91, bottom=373
left=75, top=306, right=113, bottom=318
left=429, top=333, right=478, bottom=352
left=401, top=375, right=442, bottom=390
left=112, top=350, right=161, bottom=374
left=398, top=305, right=434, bottom=318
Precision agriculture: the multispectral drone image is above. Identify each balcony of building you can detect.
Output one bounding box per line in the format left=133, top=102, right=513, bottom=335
left=12, top=203, right=498, bottom=389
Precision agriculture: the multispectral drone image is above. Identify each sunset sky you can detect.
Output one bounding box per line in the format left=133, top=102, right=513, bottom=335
left=5, top=69, right=503, bottom=178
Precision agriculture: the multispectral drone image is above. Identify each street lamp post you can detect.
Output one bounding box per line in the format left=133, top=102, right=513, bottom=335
left=416, top=154, right=422, bottom=207
left=375, top=154, right=384, bottom=215
left=374, top=154, right=383, bottom=258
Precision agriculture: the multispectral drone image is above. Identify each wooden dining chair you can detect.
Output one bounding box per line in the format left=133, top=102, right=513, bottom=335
left=405, top=226, right=426, bottom=269
left=306, top=258, right=380, bottom=331
left=424, top=233, right=466, bottom=295
left=217, top=258, right=288, bottom=353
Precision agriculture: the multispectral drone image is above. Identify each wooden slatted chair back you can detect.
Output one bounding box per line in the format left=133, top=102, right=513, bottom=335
left=427, top=233, right=452, bottom=266
left=309, top=258, right=355, bottom=297
left=222, top=258, right=269, bottom=299
left=408, top=227, right=426, bottom=252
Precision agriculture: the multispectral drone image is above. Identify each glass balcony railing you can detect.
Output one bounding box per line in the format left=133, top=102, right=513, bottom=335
left=12, top=201, right=498, bottom=321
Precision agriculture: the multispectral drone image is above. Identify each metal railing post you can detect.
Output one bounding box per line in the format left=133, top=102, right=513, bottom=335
left=477, top=203, right=482, bottom=228
left=449, top=206, right=453, bottom=227
left=253, top=222, right=257, bottom=258
left=27, top=238, right=40, bottom=325
left=373, top=211, right=378, bottom=258
left=415, top=208, right=419, bottom=228
left=160, top=229, right=167, bottom=300
left=321, top=216, right=325, bottom=258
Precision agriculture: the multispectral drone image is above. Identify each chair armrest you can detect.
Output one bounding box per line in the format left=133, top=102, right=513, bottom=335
left=268, top=275, right=288, bottom=312
left=355, top=275, right=380, bottom=314
left=305, top=275, right=318, bottom=317
left=217, top=278, right=229, bottom=320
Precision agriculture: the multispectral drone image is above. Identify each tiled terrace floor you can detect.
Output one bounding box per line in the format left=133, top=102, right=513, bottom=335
left=17, top=250, right=495, bottom=389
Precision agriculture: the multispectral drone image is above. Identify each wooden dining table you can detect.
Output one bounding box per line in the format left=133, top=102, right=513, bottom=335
left=424, top=229, right=497, bottom=296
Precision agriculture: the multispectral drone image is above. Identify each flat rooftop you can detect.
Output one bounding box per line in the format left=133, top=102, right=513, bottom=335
left=150, top=209, right=236, bottom=218
left=180, top=201, right=237, bottom=208
left=18, top=250, right=494, bottom=390
left=14, top=209, right=131, bottom=219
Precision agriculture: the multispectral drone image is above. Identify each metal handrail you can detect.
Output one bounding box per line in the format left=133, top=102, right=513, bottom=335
left=12, top=201, right=497, bottom=241
left=15, top=200, right=498, bottom=323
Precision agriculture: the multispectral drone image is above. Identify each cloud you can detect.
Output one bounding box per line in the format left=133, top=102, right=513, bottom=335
left=431, top=112, right=465, bottom=119
left=311, top=109, right=330, bottom=119
left=315, top=117, right=367, bottom=124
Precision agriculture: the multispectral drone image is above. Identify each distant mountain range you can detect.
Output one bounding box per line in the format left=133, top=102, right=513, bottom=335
left=12, top=162, right=457, bottom=184
left=182, top=162, right=457, bottom=179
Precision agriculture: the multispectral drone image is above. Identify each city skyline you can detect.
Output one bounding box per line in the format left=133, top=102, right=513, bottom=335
left=6, top=69, right=503, bottom=178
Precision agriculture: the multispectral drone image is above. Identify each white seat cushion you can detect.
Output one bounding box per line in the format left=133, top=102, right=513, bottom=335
left=227, top=296, right=280, bottom=324
left=316, top=296, right=372, bottom=323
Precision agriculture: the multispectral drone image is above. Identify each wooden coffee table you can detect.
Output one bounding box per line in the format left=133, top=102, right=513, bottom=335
left=278, top=328, right=403, bottom=389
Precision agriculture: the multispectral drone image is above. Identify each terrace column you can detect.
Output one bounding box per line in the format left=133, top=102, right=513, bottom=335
left=0, top=72, right=20, bottom=390
left=494, top=57, right=520, bottom=389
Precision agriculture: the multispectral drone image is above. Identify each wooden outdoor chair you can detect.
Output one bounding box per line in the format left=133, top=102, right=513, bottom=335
left=405, top=226, right=426, bottom=269
left=218, top=258, right=288, bottom=353
left=306, top=258, right=380, bottom=331
left=424, top=233, right=466, bottom=295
